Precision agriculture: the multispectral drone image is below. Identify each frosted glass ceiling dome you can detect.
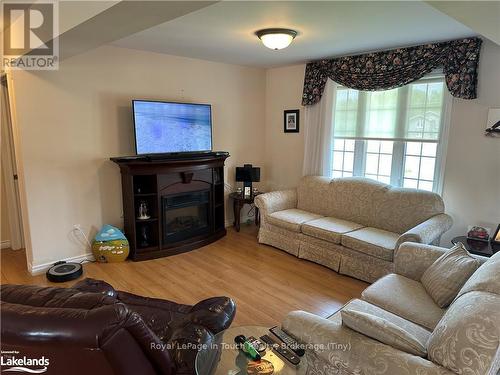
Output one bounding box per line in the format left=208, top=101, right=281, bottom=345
left=255, top=28, right=297, bottom=50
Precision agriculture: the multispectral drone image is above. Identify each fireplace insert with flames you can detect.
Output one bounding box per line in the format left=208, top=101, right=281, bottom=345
left=162, top=190, right=210, bottom=244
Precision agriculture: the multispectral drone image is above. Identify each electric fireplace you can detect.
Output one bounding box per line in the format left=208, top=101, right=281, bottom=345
left=163, top=190, right=210, bottom=243
left=111, top=152, right=229, bottom=261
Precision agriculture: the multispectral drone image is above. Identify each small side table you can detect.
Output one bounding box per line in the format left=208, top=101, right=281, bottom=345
left=451, top=236, right=500, bottom=257
left=229, top=192, right=262, bottom=232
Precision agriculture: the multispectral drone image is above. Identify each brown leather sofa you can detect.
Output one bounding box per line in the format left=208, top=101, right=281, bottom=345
left=0, top=278, right=236, bottom=375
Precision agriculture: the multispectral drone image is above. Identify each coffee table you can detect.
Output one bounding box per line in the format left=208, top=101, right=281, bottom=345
left=195, top=326, right=308, bottom=375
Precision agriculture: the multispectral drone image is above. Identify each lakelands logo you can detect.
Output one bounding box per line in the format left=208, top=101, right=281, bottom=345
left=1, top=351, right=49, bottom=373
left=2, top=1, right=59, bottom=70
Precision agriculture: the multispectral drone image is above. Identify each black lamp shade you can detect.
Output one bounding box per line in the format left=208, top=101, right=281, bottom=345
left=236, top=165, right=260, bottom=182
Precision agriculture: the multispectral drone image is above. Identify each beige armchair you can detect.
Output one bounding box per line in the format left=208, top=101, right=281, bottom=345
left=281, top=243, right=499, bottom=375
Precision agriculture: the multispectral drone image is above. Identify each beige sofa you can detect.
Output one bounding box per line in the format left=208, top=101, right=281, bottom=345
left=255, top=176, right=453, bottom=282
left=282, top=243, right=500, bottom=375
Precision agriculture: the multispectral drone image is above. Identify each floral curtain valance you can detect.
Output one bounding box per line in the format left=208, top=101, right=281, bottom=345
left=302, top=37, right=482, bottom=106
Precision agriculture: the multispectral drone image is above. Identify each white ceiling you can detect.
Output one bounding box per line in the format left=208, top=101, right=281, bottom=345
left=111, top=1, right=477, bottom=68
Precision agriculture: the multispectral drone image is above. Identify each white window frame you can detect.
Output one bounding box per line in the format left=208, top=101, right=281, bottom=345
left=332, top=75, right=452, bottom=194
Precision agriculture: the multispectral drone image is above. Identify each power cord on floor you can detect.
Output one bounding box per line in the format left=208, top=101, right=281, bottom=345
left=247, top=205, right=256, bottom=218
left=72, top=225, right=96, bottom=264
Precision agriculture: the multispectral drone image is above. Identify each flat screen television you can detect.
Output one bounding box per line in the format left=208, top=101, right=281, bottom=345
left=132, top=100, right=212, bottom=155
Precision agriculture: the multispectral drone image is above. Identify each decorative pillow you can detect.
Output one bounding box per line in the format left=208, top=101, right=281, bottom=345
left=341, top=308, right=430, bottom=356
left=455, top=250, right=500, bottom=300
left=421, top=243, right=480, bottom=308
left=428, top=291, right=500, bottom=374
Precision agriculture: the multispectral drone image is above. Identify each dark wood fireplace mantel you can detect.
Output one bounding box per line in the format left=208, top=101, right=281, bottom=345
left=111, top=152, right=229, bottom=261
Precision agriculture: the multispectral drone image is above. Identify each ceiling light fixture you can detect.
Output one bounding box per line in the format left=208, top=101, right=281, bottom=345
left=255, top=28, right=297, bottom=50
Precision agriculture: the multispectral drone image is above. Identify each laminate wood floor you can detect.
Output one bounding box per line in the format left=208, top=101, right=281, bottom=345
left=0, top=225, right=368, bottom=326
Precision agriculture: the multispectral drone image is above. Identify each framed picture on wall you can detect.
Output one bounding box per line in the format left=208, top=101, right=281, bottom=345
left=284, top=109, right=299, bottom=133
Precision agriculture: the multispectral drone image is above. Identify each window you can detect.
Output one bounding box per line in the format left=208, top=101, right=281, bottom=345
left=332, top=139, right=355, bottom=177
left=331, top=76, right=449, bottom=192
left=364, top=140, right=393, bottom=184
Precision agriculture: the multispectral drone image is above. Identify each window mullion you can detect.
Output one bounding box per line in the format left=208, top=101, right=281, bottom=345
left=353, top=140, right=365, bottom=176
left=354, top=91, right=368, bottom=177
left=391, top=141, right=405, bottom=187
left=390, top=86, right=409, bottom=187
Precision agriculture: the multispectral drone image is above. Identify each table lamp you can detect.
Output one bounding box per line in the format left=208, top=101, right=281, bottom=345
left=235, top=164, right=260, bottom=198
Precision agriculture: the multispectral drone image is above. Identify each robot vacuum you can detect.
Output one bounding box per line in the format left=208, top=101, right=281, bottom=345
left=46, top=261, right=83, bottom=282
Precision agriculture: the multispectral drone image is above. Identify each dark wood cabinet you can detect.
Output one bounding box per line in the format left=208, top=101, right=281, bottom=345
left=111, top=153, right=229, bottom=261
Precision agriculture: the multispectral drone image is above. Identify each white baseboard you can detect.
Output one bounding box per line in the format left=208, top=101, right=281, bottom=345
left=29, top=252, right=95, bottom=276
left=1, top=240, right=11, bottom=249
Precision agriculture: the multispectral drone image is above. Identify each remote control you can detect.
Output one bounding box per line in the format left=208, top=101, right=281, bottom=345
left=260, top=335, right=300, bottom=366
left=269, top=326, right=305, bottom=357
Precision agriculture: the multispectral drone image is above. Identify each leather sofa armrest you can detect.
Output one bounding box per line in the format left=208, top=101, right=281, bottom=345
left=395, top=214, right=453, bottom=249
left=116, top=290, right=192, bottom=314
left=189, top=296, right=236, bottom=334
left=254, top=189, right=297, bottom=216
left=394, top=242, right=449, bottom=280
left=115, top=294, right=234, bottom=374
left=116, top=293, right=235, bottom=336
left=73, top=278, right=118, bottom=298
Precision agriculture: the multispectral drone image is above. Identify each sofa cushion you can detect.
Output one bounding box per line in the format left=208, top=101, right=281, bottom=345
left=341, top=299, right=431, bottom=356
left=341, top=227, right=399, bottom=261
left=301, top=217, right=364, bottom=244
left=362, top=274, right=445, bottom=330
left=421, top=243, right=481, bottom=308
left=267, top=209, right=323, bottom=233
left=455, top=250, right=500, bottom=300
left=428, top=291, right=500, bottom=375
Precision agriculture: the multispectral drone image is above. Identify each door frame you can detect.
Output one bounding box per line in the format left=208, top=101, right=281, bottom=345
left=1, top=72, right=33, bottom=268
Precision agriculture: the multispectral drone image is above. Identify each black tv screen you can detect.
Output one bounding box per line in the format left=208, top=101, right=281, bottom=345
left=133, top=100, right=212, bottom=155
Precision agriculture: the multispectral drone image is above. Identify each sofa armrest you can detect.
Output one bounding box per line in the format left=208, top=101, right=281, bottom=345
left=394, top=242, right=449, bottom=280
left=254, top=189, right=297, bottom=216
left=395, top=214, right=453, bottom=249
left=282, top=310, right=452, bottom=374
left=73, top=278, right=118, bottom=298
left=114, top=293, right=235, bottom=341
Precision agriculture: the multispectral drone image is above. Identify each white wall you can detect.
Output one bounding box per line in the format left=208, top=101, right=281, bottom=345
left=12, top=46, right=266, bottom=270
left=440, top=40, right=500, bottom=244
left=264, top=40, right=500, bottom=245
left=264, top=65, right=306, bottom=190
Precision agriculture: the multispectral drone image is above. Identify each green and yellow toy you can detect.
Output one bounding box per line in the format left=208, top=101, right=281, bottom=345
left=92, top=225, right=129, bottom=262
